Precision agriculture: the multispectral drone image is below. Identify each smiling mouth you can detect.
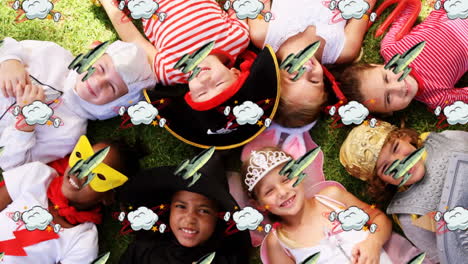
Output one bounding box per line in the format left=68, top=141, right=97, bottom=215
left=404, top=80, right=410, bottom=97
left=280, top=195, right=296, bottom=208
left=86, top=81, right=97, bottom=97
left=195, top=67, right=210, bottom=78
left=180, top=227, right=199, bottom=237
left=68, top=175, right=81, bottom=190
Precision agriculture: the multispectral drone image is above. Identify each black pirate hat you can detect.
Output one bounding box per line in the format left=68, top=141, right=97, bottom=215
left=120, top=152, right=237, bottom=212
left=146, top=46, right=280, bottom=150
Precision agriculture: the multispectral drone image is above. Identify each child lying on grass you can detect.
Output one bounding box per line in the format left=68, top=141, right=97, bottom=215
left=340, top=120, right=468, bottom=263
left=335, top=0, right=467, bottom=115
left=0, top=38, right=155, bottom=170
left=0, top=135, right=140, bottom=263
left=118, top=153, right=252, bottom=264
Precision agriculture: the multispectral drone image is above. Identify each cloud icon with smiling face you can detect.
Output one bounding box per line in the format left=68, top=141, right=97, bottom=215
left=232, top=0, right=264, bottom=20
left=443, top=0, right=468, bottom=20
left=22, top=0, right=54, bottom=19
left=21, top=206, right=53, bottom=231
left=127, top=206, right=158, bottom=231
left=127, top=0, right=159, bottom=19
left=337, top=206, right=369, bottom=231
left=232, top=206, right=263, bottom=231
left=443, top=101, right=468, bottom=125
left=127, top=101, right=158, bottom=125
left=338, top=101, right=369, bottom=125
left=338, top=0, right=370, bottom=20
left=233, top=101, right=264, bottom=125
left=443, top=206, right=468, bottom=231
left=22, top=101, right=54, bottom=125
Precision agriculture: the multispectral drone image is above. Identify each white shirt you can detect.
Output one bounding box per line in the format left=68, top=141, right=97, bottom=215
left=263, top=0, right=346, bottom=64
left=0, top=38, right=87, bottom=170
left=0, top=162, right=98, bottom=264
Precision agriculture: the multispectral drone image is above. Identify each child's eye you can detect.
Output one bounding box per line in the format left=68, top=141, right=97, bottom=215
left=393, top=142, right=399, bottom=153
left=175, top=204, right=185, bottom=209
left=282, top=177, right=291, bottom=183
left=216, top=82, right=224, bottom=87
left=384, top=74, right=388, bottom=83
left=199, top=209, right=211, bottom=214
left=265, top=189, right=273, bottom=196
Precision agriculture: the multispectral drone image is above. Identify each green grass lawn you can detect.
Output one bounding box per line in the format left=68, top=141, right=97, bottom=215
left=0, top=0, right=466, bottom=263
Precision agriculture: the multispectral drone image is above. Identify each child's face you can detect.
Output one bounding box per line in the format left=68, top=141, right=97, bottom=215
left=280, top=57, right=325, bottom=108
left=358, top=65, right=419, bottom=114
left=169, top=190, right=218, bottom=248
left=254, top=166, right=306, bottom=217
left=74, top=54, right=129, bottom=105
left=375, top=136, right=425, bottom=186
left=188, top=55, right=240, bottom=102
left=61, top=143, right=120, bottom=209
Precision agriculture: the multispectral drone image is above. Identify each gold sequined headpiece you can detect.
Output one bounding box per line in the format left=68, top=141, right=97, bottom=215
left=340, top=121, right=397, bottom=181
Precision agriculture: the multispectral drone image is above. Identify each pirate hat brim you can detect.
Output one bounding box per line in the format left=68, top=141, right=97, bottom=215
left=146, top=45, right=280, bottom=150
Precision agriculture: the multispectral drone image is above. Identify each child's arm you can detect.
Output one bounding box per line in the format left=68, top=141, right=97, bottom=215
left=264, top=232, right=295, bottom=264
left=0, top=184, right=13, bottom=212
left=99, top=0, right=157, bottom=67
left=336, top=0, right=377, bottom=64
left=380, top=0, right=421, bottom=55
left=0, top=84, right=85, bottom=170
left=320, top=186, right=392, bottom=264
left=0, top=38, right=31, bottom=98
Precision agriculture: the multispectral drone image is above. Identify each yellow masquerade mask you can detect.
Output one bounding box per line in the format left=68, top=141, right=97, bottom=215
left=68, top=136, right=128, bottom=192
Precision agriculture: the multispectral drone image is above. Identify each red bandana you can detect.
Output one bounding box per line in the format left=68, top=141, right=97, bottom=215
left=46, top=176, right=102, bottom=225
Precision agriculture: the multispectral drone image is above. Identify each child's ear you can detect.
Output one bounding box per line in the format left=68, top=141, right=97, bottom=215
left=230, top=67, right=241, bottom=77
left=89, top=41, right=103, bottom=50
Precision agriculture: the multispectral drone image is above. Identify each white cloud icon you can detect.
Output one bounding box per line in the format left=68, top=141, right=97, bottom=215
left=232, top=206, right=263, bottom=231
left=118, top=212, right=126, bottom=222
left=443, top=206, right=468, bottom=231
left=338, top=0, right=370, bottom=20
left=443, top=101, right=468, bottom=125
left=224, top=212, right=231, bottom=222
left=21, top=206, right=53, bottom=231
left=337, top=206, right=369, bottom=231
left=22, top=0, right=53, bottom=19
left=232, top=0, right=264, bottom=20
left=233, top=101, right=264, bottom=125
left=369, top=118, right=377, bottom=128
left=22, top=101, right=54, bottom=125
left=127, top=101, right=158, bottom=125
left=128, top=0, right=159, bottom=19
left=159, top=223, right=166, bottom=233
left=338, top=101, right=369, bottom=125
left=127, top=206, right=158, bottom=231
left=443, top=0, right=468, bottom=19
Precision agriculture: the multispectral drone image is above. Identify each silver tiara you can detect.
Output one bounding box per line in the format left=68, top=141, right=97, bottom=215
left=245, top=151, right=291, bottom=191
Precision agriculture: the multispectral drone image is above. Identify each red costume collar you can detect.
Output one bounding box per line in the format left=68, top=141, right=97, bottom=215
left=184, top=50, right=257, bottom=111
left=410, top=70, right=425, bottom=97
left=47, top=158, right=102, bottom=225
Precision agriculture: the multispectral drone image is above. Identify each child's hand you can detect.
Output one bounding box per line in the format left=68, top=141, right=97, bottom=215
left=0, top=60, right=30, bottom=98
left=16, top=84, right=45, bottom=107
left=351, top=239, right=381, bottom=264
